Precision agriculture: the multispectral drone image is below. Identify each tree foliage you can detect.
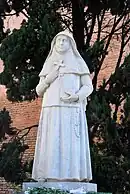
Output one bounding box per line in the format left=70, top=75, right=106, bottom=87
left=0, top=108, right=35, bottom=183
left=90, top=95, right=130, bottom=194
left=0, top=0, right=63, bottom=101
left=0, top=107, right=16, bottom=140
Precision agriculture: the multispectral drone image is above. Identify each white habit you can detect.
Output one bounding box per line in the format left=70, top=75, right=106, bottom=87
left=32, top=31, right=93, bottom=182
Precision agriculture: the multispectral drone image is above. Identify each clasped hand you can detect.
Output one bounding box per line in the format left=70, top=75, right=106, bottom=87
left=61, top=92, right=79, bottom=103
left=45, top=60, right=66, bottom=85
left=45, top=65, right=60, bottom=85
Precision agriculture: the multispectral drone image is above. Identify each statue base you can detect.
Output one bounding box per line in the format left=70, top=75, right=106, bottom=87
left=23, top=181, right=97, bottom=193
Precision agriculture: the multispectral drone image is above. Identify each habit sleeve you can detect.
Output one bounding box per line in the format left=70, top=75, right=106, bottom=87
left=77, top=74, right=93, bottom=102
left=36, top=76, right=49, bottom=97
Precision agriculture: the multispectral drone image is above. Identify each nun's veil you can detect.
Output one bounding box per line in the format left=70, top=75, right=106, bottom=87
left=39, top=30, right=90, bottom=77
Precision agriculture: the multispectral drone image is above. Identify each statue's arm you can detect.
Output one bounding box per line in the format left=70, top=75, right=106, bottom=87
left=77, top=74, right=93, bottom=101
left=36, top=76, right=49, bottom=97
left=36, top=66, right=59, bottom=97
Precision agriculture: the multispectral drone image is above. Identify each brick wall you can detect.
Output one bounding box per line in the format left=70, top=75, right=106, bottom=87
left=0, top=97, right=42, bottom=154
left=0, top=97, right=42, bottom=193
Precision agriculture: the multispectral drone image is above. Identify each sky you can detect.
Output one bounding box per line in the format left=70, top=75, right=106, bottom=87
left=0, top=14, right=25, bottom=96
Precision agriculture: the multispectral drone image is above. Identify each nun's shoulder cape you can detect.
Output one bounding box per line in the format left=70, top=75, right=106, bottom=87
left=39, top=30, right=90, bottom=77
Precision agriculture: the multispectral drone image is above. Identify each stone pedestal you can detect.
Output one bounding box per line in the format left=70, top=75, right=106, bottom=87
left=23, top=182, right=97, bottom=193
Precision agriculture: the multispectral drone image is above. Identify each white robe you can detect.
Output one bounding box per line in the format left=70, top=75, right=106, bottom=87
left=32, top=73, right=93, bottom=181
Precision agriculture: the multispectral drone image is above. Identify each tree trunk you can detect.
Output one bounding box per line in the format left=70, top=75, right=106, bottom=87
left=71, top=0, right=84, bottom=52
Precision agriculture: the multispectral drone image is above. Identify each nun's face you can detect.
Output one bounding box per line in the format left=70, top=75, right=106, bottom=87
left=55, top=35, right=70, bottom=53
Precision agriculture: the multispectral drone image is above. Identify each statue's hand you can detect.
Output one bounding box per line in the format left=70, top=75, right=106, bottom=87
left=45, top=66, right=59, bottom=84
left=61, top=92, right=79, bottom=103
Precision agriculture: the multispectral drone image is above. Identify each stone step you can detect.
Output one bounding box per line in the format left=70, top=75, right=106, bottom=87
left=15, top=192, right=112, bottom=194
left=23, top=182, right=97, bottom=192
left=21, top=182, right=112, bottom=194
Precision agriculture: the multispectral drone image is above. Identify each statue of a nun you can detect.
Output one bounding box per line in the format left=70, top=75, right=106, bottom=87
left=32, top=30, right=93, bottom=182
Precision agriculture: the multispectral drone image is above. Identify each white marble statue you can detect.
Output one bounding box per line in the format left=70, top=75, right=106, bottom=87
left=32, top=30, right=93, bottom=182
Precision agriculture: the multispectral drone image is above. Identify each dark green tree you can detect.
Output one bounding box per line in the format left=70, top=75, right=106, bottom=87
left=0, top=108, right=36, bottom=183
left=0, top=0, right=63, bottom=101
left=0, top=107, right=16, bottom=140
